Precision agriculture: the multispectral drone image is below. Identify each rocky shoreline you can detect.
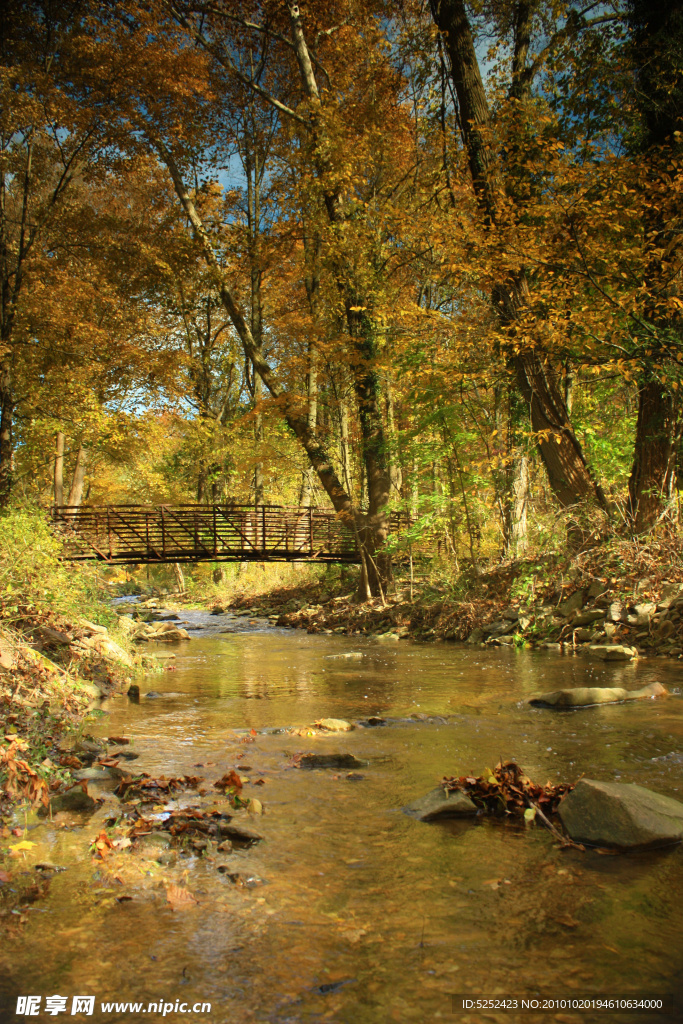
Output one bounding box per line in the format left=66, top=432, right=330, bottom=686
left=214, top=576, right=683, bottom=662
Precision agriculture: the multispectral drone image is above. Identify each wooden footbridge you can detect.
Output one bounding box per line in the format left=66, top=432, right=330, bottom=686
left=51, top=504, right=393, bottom=565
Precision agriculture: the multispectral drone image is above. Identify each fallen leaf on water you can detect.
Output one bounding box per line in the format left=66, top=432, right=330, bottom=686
left=524, top=807, right=537, bottom=823
left=112, top=837, right=132, bottom=851
left=214, top=770, right=243, bottom=793
left=248, top=798, right=263, bottom=815
left=9, top=841, right=36, bottom=853
left=92, top=832, right=113, bottom=859
left=252, top=778, right=267, bottom=786
left=165, top=884, right=198, bottom=909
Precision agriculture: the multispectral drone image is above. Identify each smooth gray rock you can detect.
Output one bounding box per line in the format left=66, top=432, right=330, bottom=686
left=403, top=786, right=478, bottom=821
left=559, top=779, right=683, bottom=849
left=587, top=644, right=637, bottom=661
left=529, top=682, right=666, bottom=708
left=218, top=822, right=263, bottom=845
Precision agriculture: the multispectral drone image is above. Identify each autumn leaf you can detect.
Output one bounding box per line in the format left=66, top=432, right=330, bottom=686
left=165, top=884, right=198, bottom=910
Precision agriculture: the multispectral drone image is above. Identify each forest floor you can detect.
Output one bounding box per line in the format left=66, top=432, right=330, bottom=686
left=209, top=536, right=683, bottom=663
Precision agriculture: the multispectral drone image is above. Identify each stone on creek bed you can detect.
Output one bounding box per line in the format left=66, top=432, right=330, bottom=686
left=315, top=718, right=355, bottom=732
left=297, top=753, right=365, bottom=770
left=528, top=681, right=667, bottom=709
left=38, top=788, right=101, bottom=816
left=587, top=644, right=637, bottom=661
left=403, top=786, right=478, bottom=822
left=558, top=779, right=683, bottom=850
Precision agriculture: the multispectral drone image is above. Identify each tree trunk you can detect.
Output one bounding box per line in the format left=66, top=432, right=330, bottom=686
left=0, top=362, right=12, bottom=509
left=66, top=444, right=87, bottom=510
left=624, top=1, right=683, bottom=534
left=385, top=380, right=402, bottom=497
left=512, top=346, right=607, bottom=509
left=173, top=562, right=185, bottom=593
left=299, top=340, right=318, bottom=507
left=627, top=376, right=678, bottom=534
left=253, top=371, right=264, bottom=506
left=506, top=454, right=529, bottom=557
left=54, top=431, right=65, bottom=506
left=431, top=0, right=607, bottom=517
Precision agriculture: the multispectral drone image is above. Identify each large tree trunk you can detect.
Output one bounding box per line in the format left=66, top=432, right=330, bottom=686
left=513, top=348, right=607, bottom=509
left=624, top=0, right=683, bottom=533
left=431, top=0, right=608, bottom=518
left=627, top=376, right=678, bottom=533
left=54, top=431, right=65, bottom=506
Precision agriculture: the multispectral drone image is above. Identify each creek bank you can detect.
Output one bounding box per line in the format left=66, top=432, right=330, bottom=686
left=210, top=541, right=683, bottom=659
left=0, top=610, right=137, bottom=823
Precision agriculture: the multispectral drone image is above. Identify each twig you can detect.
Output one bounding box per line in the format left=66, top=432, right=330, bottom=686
left=526, top=796, right=584, bottom=851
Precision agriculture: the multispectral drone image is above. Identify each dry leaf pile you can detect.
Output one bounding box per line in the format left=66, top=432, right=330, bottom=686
left=442, top=761, right=573, bottom=818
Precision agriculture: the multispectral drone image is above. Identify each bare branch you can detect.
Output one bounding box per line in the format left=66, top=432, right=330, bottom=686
left=164, top=2, right=307, bottom=125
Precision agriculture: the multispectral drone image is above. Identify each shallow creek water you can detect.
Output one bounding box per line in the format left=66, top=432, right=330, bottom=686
left=2, top=610, right=683, bottom=1024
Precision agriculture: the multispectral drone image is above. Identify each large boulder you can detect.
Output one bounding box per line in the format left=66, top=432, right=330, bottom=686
left=558, top=779, right=683, bottom=849
left=403, top=786, right=478, bottom=822
left=529, top=681, right=667, bottom=709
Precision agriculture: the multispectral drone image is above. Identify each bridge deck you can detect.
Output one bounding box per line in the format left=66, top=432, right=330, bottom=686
left=51, top=504, right=368, bottom=564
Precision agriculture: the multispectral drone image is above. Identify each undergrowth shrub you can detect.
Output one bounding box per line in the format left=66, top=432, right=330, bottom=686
left=0, top=508, right=113, bottom=628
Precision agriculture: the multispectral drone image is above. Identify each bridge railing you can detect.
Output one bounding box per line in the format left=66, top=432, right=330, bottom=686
left=50, top=503, right=368, bottom=564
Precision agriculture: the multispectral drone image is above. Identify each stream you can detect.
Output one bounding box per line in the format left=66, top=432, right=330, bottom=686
left=1, top=609, right=683, bottom=1023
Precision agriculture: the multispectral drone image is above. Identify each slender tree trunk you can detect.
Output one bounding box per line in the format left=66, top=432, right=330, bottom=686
left=54, top=431, right=64, bottom=506
left=253, top=371, right=264, bottom=506
left=173, top=562, right=185, bottom=593
left=339, top=398, right=353, bottom=497
left=410, top=455, right=419, bottom=518
left=300, top=340, right=318, bottom=507
left=0, top=361, right=12, bottom=509
left=385, top=380, right=402, bottom=497
left=66, top=444, right=87, bottom=514
left=197, top=462, right=207, bottom=503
